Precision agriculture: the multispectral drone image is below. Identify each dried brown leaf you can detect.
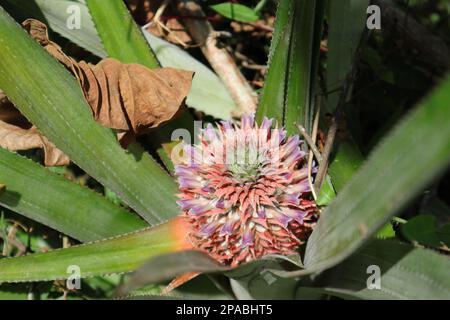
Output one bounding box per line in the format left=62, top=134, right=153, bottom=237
left=0, top=120, right=69, bottom=166
left=0, top=18, right=193, bottom=163
left=0, top=120, right=41, bottom=151
left=22, top=19, right=79, bottom=72
left=39, top=135, right=70, bottom=167
left=0, top=89, right=69, bottom=166
left=72, top=59, right=193, bottom=145
left=118, top=63, right=193, bottom=134
left=23, top=19, right=193, bottom=147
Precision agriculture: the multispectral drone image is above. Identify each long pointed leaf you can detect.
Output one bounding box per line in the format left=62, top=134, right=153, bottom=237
left=0, top=148, right=146, bottom=242
left=241, top=240, right=450, bottom=300
left=85, top=0, right=158, bottom=68
left=300, top=239, right=450, bottom=299
left=115, top=250, right=228, bottom=297
left=284, top=0, right=324, bottom=135
left=0, top=218, right=189, bottom=283
left=0, top=6, right=179, bottom=224
left=256, top=0, right=325, bottom=135
left=325, top=0, right=369, bottom=112
left=324, top=0, right=368, bottom=191
left=255, top=0, right=290, bottom=124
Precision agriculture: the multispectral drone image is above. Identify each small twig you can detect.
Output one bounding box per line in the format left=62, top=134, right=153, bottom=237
left=241, top=61, right=267, bottom=71
left=314, top=29, right=364, bottom=193
left=0, top=224, right=27, bottom=257
left=62, top=235, right=70, bottom=248
left=175, top=0, right=258, bottom=116
left=245, top=21, right=274, bottom=33
left=151, top=0, right=195, bottom=48
left=153, top=0, right=170, bottom=30
left=234, top=51, right=267, bottom=73
left=314, top=62, right=354, bottom=193
left=297, top=124, right=322, bottom=165
left=6, top=224, right=17, bottom=255
left=307, top=102, right=321, bottom=201
left=313, top=116, right=338, bottom=191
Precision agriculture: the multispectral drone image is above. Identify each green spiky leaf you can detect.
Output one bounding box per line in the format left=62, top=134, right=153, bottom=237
left=0, top=148, right=146, bottom=242
left=304, top=240, right=450, bottom=299
left=86, top=0, right=158, bottom=68
left=256, top=0, right=325, bottom=135
left=0, top=219, right=184, bottom=283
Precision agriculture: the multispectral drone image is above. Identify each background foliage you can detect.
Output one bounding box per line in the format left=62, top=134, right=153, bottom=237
left=0, top=0, right=449, bottom=300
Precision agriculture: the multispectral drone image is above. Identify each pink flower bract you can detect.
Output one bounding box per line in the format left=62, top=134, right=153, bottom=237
left=175, top=116, right=317, bottom=267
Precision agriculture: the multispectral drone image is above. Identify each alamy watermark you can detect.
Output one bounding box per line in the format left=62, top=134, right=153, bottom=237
left=170, top=121, right=285, bottom=167
left=260, top=270, right=277, bottom=286
left=66, top=4, right=81, bottom=30
left=66, top=265, right=81, bottom=290
left=367, top=5, right=381, bottom=30
left=366, top=264, right=381, bottom=290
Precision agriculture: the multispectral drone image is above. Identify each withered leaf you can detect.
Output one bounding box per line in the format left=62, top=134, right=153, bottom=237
left=23, top=19, right=194, bottom=146
left=39, top=135, right=71, bottom=167
left=0, top=119, right=69, bottom=166
left=0, top=120, right=41, bottom=150
left=0, top=90, right=69, bottom=166
left=0, top=18, right=193, bottom=166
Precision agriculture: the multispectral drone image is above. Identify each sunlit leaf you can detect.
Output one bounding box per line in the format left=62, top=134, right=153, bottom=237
left=303, top=76, right=450, bottom=274
left=86, top=0, right=158, bottom=68
left=210, top=3, right=259, bottom=22
left=316, top=176, right=336, bottom=206
left=0, top=218, right=189, bottom=283
left=376, top=221, right=396, bottom=239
